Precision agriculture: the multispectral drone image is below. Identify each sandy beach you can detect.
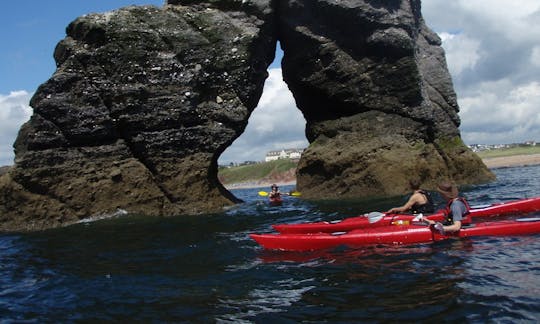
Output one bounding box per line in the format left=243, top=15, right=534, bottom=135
left=481, top=153, right=540, bottom=169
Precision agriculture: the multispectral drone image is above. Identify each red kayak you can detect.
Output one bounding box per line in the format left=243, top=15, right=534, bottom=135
left=269, top=197, right=283, bottom=206
left=272, top=196, right=540, bottom=234
left=251, top=217, right=540, bottom=251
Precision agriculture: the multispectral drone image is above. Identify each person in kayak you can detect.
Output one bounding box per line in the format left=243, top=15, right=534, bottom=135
left=269, top=184, right=281, bottom=199
left=421, top=181, right=470, bottom=235
left=269, top=184, right=293, bottom=198
left=269, top=184, right=291, bottom=201
left=388, top=179, right=435, bottom=214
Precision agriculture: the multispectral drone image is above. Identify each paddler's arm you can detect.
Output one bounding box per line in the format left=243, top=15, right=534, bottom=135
left=440, top=221, right=461, bottom=233
left=388, top=193, right=423, bottom=213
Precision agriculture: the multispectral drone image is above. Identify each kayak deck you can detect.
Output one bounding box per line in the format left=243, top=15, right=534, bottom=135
left=269, top=197, right=283, bottom=206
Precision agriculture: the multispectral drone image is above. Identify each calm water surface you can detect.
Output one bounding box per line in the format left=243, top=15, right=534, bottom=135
left=1, top=165, right=540, bottom=322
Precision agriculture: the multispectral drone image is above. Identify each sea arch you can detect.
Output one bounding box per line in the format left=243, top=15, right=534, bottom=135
left=0, top=0, right=493, bottom=231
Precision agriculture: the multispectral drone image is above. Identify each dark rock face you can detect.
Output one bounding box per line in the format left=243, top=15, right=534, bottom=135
left=0, top=0, right=493, bottom=231
left=1, top=3, right=276, bottom=231
left=277, top=0, right=494, bottom=198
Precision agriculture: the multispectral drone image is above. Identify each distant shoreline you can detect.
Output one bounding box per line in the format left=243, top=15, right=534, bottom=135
left=224, top=180, right=297, bottom=190
left=224, top=154, right=540, bottom=189
left=481, top=153, right=540, bottom=169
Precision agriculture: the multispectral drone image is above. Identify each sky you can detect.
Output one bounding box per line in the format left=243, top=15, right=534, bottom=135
left=1, top=1, right=540, bottom=166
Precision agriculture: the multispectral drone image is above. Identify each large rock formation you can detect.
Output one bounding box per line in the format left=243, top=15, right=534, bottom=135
left=0, top=0, right=494, bottom=231
left=277, top=0, right=494, bottom=198
left=0, top=2, right=277, bottom=231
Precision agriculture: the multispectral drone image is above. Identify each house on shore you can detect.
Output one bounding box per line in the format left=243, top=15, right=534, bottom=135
left=265, top=148, right=304, bottom=162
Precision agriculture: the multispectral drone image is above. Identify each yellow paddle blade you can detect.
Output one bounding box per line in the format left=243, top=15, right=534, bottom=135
left=258, top=191, right=269, bottom=196
left=290, top=191, right=301, bottom=196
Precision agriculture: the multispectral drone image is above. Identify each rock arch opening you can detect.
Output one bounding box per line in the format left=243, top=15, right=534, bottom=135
left=218, top=42, right=308, bottom=190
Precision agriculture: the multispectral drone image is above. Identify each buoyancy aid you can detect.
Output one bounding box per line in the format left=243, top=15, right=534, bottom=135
left=411, top=190, right=435, bottom=214
left=443, top=197, right=471, bottom=225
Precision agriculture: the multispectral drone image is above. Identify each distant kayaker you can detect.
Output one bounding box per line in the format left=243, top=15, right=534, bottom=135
left=388, top=179, right=434, bottom=214
left=268, top=184, right=289, bottom=206
left=269, top=184, right=282, bottom=200
left=421, top=181, right=471, bottom=235
left=269, top=184, right=292, bottom=199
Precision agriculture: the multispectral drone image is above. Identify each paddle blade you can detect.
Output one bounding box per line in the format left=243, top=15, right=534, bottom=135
left=367, top=212, right=385, bottom=223
left=258, top=191, right=269, bottom=197
left=290, top=191, right=301, bottom=196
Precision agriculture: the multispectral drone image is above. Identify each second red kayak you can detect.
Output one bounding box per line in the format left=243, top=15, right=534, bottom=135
left=251, top=217, right=540, bottom=251
left=272, top=196, right=540, bottom=234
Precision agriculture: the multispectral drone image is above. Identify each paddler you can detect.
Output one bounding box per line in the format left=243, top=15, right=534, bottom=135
left=269, top=184, right=282, bottom=200
left=421, top=181, right=471, bottom=235
left=388, top=179, right=435, bottom=214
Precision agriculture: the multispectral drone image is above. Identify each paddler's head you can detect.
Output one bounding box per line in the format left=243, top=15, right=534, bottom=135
left=437, top=181, right=458, bottom=200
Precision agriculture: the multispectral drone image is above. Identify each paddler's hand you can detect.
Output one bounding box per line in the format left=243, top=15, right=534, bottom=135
left=433, top=222, right=445, bottom=235
left=420, top=216, right=434, bottom=225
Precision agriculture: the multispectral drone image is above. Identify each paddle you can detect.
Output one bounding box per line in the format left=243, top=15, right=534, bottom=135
left=367, top=212, right=385, bottom=223
left=258, top=191, right=301, bottom=197
left=367, top=212, right=429, bottom=225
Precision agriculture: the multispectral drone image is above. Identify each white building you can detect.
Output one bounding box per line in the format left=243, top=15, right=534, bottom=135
left=265, top=148, right=304, bottom=162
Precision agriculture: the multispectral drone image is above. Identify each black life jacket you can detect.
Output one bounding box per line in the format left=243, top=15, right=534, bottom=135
left=270, top=191, right=281, bottom=199
left=411, top=190, right=435, bottom=214
left=443, top=197, right=471, bottom=225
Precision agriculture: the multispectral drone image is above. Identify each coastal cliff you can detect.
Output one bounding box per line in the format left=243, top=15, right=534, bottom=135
left=0, top=0, right=493, bottom=231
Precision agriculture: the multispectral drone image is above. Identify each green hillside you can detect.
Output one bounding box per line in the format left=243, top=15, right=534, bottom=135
left=475, top=145, right=540, bottom=158
left=218, top=159, right=297, bottom=185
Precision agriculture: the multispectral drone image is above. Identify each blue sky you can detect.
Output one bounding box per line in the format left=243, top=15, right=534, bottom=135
left=1, top=0, right=163, bottom=94
left=1, top=1, right=540, bottom=165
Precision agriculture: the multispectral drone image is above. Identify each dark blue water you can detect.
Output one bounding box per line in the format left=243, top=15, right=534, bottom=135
left=1, top=165, right=539, bottom=322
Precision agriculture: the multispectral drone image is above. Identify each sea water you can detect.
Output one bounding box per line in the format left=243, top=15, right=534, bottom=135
left=0, top=165, right=539, bottom=322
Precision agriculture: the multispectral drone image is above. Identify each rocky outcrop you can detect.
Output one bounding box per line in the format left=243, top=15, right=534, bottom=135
left=0, top=0, right=493, bottom=231
left=0, top=3, right=277, bottom=231
left=277, top=0, right=494, bottom=198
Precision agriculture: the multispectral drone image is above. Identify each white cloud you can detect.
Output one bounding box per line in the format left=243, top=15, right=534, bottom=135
left=423, top=1, right=540, bottom=39
left=219, top=68, right=308, bottom=164
left=0, top=91, right=33, bottom=166
left=531, top=46, right=540, bottom=67
left=423, top=0, right=540, bottom=144
left=459, top=81, right=540, bottom=144
left=438, top=32, right=482, bottom=77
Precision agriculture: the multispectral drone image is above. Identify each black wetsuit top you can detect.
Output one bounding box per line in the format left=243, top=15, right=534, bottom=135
left=410, top=190, right=435, bottom=214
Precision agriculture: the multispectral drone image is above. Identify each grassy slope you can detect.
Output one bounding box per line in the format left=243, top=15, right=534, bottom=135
left=218, top=159, right=297, bottom=184
left=475, top=146, right=540, bottom=158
